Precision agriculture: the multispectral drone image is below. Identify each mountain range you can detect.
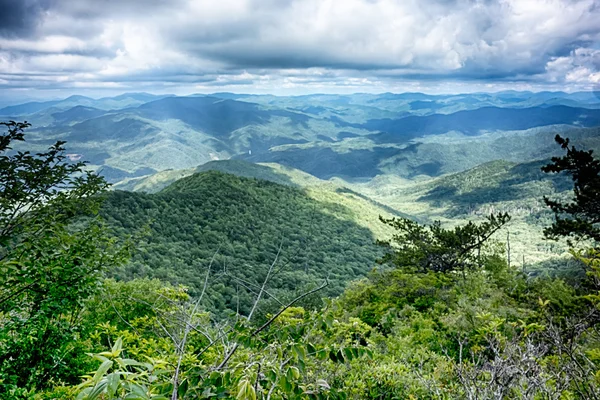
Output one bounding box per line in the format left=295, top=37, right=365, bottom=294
left=2, top=90, right=599, bottom=273
left=3, top=91, right=600, bottom=182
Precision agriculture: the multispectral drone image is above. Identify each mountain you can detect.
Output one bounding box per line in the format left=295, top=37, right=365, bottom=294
left=243, top=125, right=600, bottom=180
left=2, top=91, right=599, bottom=186
left=101, top=170, right=386, bottom=316
left=17, top=96, right=372, bottom=178
left=0, top=99, right=65, bottom=116
left=112, top=159, right=406, bottom=240
left=0, top=92, right=172, bottom=117
left=51, top=106, right=107, bottom=125
left=365, top=106, right=600, bottom=140
left=347, top=156, right=580, bottom=271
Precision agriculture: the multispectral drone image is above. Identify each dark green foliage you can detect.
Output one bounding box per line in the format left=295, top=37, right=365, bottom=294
left=542, top=134, right=600, bottom=245
left=377, top=213, right=510, bottom=274
left=0, top=121, right=126, bottom=394
left=3, top=117, right=600, bottom=398
left=100, top=171, right=380, bottom=317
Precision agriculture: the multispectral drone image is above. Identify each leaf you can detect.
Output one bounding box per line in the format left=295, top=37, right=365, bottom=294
left=286, top=366, right=300, bottom=381
left=329, top=350, right=338, bottom=363
left=324, top=314, right=334, bottom=328
left=126, top=383, right=150, bottom=400
left=87, top=381, right=109, bottom=400
left=76, top=387, right=92, bottom=400
left=237, top=379, right=257, bottom=400
left=279, top=375, right=292, bottom=393
left=179, top=378, right=189, bottom=398
left=93, top=360, right=114, bottom=383
left=93, top=354, right=111, bottom=363
left=106, top=372, right=120, bottom=396
left=343, top=347, right=353, bottom=362
left=266, top=369, right=277, bottom=383
left=112, top=337, right=124, bottom=356
left=293, top=344, right=306, bottom=360
left=316, top=379, right=330, bottom=390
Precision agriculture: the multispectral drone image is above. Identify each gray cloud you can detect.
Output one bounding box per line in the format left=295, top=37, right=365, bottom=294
left=0, top=0, right=599, bottom=95
left=0, top=0, right=53, bottom=37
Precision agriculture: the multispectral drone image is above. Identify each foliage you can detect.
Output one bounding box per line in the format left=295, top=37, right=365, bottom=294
left=542, top=134, right=600, bottom=246
left=4, top=120, right=600, bottom=399
left=0, top=121, right=126, bottom=395
left=377, top=213, right=510, bottom=274
left=100, top=171, right=381, bottom=317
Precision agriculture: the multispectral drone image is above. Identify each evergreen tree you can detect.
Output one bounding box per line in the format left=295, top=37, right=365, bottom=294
left=377, top=213, right=510, bottom=274
left=542, top=134, right=600, bottom=246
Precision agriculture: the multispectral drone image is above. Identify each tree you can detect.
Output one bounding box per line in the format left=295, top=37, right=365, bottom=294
left=542, top=134, right=600, bottom=246
left=377, top=213, right=510, bottom=275
left=0, top=121, right=126, bottom=394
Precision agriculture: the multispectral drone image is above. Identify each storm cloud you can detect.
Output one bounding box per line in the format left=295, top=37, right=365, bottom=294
left=1, top=0, right=599, bottom=95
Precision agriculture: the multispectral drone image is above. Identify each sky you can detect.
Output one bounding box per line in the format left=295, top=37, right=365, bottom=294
left=1, top=0, right=600, bottom=100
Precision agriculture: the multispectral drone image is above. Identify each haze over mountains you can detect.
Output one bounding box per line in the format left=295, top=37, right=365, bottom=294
left=2, top=91, right=600, bottom=183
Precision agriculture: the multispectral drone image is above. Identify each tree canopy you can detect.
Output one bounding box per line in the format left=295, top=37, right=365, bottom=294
left=542, top=134, right=600, bottom=245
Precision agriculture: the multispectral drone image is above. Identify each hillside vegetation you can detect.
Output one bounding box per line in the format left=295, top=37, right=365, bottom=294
left=3, top=121, right=600, bottom=399
left=101, top=171, right=384, bottom=317
left=2, top=89, right=600, bottom=399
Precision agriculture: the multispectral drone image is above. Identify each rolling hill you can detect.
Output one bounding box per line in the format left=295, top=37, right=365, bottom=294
left=2, top=92, right=597, bottom=185
left=112, top=160, right=406, bottom=240
left=101, top=170, right=388, bottom=316
left=348, top=156, right=580, bottom=272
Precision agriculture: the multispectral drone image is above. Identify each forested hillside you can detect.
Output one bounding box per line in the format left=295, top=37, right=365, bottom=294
left=2, top=89, right=600, bottom=399
left=101, top=171, right=382, bottom=316
left=3, top=121, right=600, bottom=399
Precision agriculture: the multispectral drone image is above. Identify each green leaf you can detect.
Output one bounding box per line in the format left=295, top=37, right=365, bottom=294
left=343, top=347, right=353, bottom=362
left=76, top=387, right=92, bottom=400
left=328, top=350, right=338, bottom=363
left=293, top=344, right=306, bottom=360
left=179, top=378, right=189, bottom=398
left=286, top=366, right=300, bottom=381
left=87, top=381, right=109, bottom=400
left=126, top=383, right=150, bottom=400
left=266, top=369, right=277, bottom=383
left=93, top=360, right=113, bottom=383
left=106, top=372, right=120, bottom=396
left=279, top=375, right=292, bottom=393
left=237, top=379, right=256, bottom=400
left=111, top=337, right=124, bottom=356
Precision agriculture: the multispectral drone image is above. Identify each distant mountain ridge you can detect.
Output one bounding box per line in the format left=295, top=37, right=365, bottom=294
left=1, top=91, right=598, bottom=184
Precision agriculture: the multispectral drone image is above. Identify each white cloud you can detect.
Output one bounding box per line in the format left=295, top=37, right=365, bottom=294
left=545, top=47, right=600, bottom=86
left=0, top=0, right=599, bottom=93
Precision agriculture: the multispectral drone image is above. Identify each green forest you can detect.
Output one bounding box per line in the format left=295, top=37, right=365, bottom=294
left=1, top=120, right=600, bottom=399
left=100, top=171, right=381, bottom=317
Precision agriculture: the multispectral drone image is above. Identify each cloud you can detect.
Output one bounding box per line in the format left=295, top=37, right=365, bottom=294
left=0, top=0, right=599, bottom=94
left=0, top=0, right=53, bottom=37
left=545, top=47, right=600, bottom=84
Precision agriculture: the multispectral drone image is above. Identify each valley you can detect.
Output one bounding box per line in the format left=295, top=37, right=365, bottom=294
left=3, top=90, right=599, bottom=275
left=3, top=89, right=600, bottom=399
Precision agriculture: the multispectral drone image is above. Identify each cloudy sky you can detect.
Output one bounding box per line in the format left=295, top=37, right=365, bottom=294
left=1, top=0, right=599, bottom=99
